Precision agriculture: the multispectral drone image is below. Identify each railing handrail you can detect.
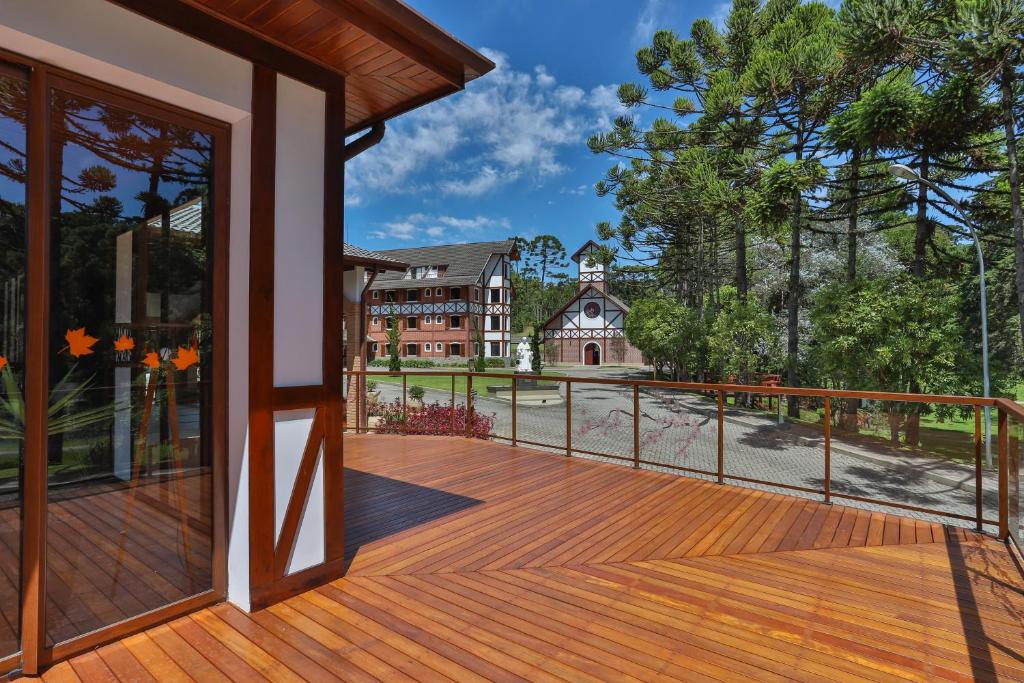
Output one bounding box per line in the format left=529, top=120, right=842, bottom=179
left=347, top=368, right=1019, bottom=549
left=350, top=369, right=995, bottom=406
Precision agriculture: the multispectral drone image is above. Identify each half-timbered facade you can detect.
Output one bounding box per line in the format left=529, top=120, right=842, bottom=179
left=0, top=0, right=491, bottom=675
left=543, top=241, right=644, bottom=365
left=365, top=241, right=517, bottom=361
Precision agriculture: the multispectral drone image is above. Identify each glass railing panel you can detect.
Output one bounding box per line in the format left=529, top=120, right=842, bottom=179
left=635, top=385, right=716, bottom=480
left=829, top=398, right=983, bottom=531
left=568, top=379, right=633, bottom=465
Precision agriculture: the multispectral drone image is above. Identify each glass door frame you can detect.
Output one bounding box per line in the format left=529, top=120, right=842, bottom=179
left=0, top=47, right=230, bottom=676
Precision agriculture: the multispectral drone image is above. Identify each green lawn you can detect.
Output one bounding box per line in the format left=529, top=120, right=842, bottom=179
left=370, top=369, right=563, bottom=396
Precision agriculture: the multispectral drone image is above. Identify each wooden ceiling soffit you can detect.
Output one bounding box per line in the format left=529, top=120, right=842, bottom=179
left=308, top=0, right=465, bottom=88
left=107, top=0, right=346, bottom=93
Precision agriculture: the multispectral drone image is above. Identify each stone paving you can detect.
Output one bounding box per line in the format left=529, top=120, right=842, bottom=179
left=371, top=367, right=1021, bottom=534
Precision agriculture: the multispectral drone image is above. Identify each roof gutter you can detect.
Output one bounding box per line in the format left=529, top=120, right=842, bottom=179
left=343, top=122, right=386, bottom=161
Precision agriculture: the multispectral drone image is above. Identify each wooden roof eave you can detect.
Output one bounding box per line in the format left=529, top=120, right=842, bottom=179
left=105, top=0, right=494, bottom=133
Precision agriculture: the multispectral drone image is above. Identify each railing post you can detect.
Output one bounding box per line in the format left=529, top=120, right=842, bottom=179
left=998, top=404, right=1009, bottom=540
left=466, top=373, right=474, bottom=437
left=633, top=384, right=640, bottom=468
left=716, top=390, right=724, bottom=484
left=565, top=380, right=572, bottom=457
left=975, top=404, right=983, bottom=532
left=451, top=374, right=456, bottom=436
left=511, top=377, right=518, bottom=447
left=823, top=396, right=831, bottom=505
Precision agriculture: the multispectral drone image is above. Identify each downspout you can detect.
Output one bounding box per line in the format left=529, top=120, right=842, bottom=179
left=343, top=122, right=386, bottom=161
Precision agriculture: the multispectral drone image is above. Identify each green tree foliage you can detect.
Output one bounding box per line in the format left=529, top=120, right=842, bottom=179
left=623, top=297, right=704, bottom=378
left=589, top=0, right=1024, bottom=404
left=707, top=286, right=782, bottom=382
left=386, top=313, right=401, bottom=373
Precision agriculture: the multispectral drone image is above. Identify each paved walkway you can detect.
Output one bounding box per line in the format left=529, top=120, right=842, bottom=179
left=373, top=367, right=1019, bottom=533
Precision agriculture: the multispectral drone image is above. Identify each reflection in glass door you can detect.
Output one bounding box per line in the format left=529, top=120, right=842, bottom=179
left=44, top=83, right=216, bottom=644
left=0, top=66, right=27, bottom=659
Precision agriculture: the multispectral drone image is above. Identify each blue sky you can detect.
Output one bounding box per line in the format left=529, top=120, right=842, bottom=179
left=345, top=0, right=724, bottom=261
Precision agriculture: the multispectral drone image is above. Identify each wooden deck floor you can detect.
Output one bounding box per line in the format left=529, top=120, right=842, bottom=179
left=43, top=435, right=1024, bottom=682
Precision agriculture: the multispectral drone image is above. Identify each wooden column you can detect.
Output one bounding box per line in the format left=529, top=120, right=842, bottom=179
left=21, top=62, right=50, bottom=676
left=247, top=64, right=277, bottom=595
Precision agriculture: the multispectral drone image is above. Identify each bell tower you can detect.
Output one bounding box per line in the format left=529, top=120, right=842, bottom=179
left=572, top=240, right=607, bottom=293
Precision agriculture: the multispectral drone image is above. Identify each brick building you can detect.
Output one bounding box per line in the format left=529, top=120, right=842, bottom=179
left=365, top=241, right=518, bottom=361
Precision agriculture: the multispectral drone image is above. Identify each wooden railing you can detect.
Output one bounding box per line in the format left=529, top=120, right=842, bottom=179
left=346, top=370, right=1022, bottom=548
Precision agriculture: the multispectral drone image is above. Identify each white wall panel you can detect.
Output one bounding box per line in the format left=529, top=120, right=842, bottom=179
left=273, top=75, right=325, bottom=387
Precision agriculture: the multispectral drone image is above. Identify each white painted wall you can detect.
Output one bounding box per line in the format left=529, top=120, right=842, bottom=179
left=0, top=0, right=257, bottom=609
left=273, top=75, right=325, bottom=387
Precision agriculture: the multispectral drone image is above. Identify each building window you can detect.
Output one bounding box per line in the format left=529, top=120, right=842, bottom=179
left=489, top=288, right=501, bottom=303
left=424, top=288, right=431, bottom=298
left=372, top=290, right=379, bottom=299
left=489, top=315, right=500, bottom=330
left=450, top=343, right=462, bottom=356
left=450, top=287, right=462, bottom=300
left=385, top=290, right=396, bottom=303
left=489, top=341, right=500, bottom=357
left=407, top=289, right=419, bottom=302
left=473, top=288, right=480, bottom=301
left=406, top=343, right=418, bottom=356
left=424, top=343, right=432, bottom=352
left=406, top=316, right=418, bottom=329
left=435, top=314, right=443, bottom=325
left=386, top=317, right=395, bottom=330
left=435, top=287, right=443, bottom=296
left=372, top=342, right=379, bottom=352
left=450, top=315, right=462, bottom=329
left=424, top=315, right=431, bottom=325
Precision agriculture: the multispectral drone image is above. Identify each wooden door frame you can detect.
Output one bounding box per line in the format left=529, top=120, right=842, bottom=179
left=0, top=47, right=231, bottom=676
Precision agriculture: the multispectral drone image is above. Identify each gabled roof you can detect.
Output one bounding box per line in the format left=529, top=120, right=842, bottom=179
left=571, top=240, right=603, bottom=263
left=343, top=243, right=407, bottom=270
left=541, top=284, right=631, bottom=330
left=368, top=240, right=517, bottom=289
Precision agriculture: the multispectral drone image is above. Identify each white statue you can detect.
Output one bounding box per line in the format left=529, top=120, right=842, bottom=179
left=516, top=336, right=533, bottom=373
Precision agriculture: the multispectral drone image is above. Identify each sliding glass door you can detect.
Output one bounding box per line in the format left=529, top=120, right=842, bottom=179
left=0, top=53, right=226, bottom=668
left=45, top=80, right=218, bottom=645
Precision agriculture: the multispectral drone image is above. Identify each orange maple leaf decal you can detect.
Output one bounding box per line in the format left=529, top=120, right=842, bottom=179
left=65, top=328, right=99, bottom=358
left=142, top=351, right=161, bottom=369
left=171, top=345, right=199, bottom=371
left=113, top=335, right=135, bottom=352
left=0, top=356, right=7, bottom=372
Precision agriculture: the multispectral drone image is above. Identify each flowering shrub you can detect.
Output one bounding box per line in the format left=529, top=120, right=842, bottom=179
left=370, top=399, right=494, bottom=439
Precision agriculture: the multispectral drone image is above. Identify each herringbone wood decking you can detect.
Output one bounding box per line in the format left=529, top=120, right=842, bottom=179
left=42, top=435, right=1024, bottom=681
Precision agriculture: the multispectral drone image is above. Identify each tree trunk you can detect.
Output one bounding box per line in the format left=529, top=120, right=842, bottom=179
left=844, top=147, right=861, bottom=430
left=735, top=213, right=747, bottom=299
left=912, top=153, right=930, bottom=278
left=1001, top=68, right=1024, bottom=369
left=786, top=161, right=802, bottom=418
left=847, top=147, right=860, bottom=281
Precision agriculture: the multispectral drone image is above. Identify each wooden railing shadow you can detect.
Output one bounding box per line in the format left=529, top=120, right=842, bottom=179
left=946, top=535, right=1024, bottom=679
left=343, top=467, right=482, bottom=572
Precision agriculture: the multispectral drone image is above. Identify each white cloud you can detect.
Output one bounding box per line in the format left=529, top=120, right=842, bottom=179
left=633, top=0, right=682, bottom=45
left=346, top=48, right=623, bottom=204
left=368, top=213, right=512, bottom=241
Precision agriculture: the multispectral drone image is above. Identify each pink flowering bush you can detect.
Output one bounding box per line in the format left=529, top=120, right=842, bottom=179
left=370, top=399, right=494, bottom=439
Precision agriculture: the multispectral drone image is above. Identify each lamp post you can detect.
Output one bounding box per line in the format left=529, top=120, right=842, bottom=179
left=888, top=164, right=992, bottom=467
